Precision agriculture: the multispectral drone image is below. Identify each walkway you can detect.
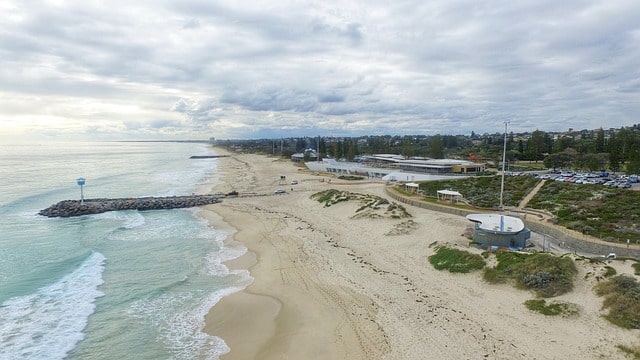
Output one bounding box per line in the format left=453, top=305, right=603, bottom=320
left=517, top=179, right=545, bottom=209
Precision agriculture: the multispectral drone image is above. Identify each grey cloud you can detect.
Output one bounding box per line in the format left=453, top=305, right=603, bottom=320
left=149, top=119, right=184, bottom=129
left=318, top=93, right=345, bottom=103
left=1, top=0, right=639, bottom=140
left=170, top=98, right=217, bottom=122
left=220, top=86, right=318, bottom=112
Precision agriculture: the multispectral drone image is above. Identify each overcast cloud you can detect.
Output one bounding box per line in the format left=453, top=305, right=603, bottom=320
left=1, top=0, right=638, bottom=140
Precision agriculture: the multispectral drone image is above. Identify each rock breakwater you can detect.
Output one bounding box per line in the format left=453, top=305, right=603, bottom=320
left=39, top=195, right=222, bottom=218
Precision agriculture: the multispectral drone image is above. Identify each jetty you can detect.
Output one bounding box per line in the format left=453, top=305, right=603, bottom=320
left=39, top=194, right=223, bottom=218
left=189, top=155, right=229, bottom=159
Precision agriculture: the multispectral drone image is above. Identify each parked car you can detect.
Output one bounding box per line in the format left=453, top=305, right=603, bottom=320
left=274, top=189, right=286, bottom=194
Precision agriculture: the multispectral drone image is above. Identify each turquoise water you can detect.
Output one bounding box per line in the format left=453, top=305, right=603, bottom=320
left=0, top=141, right=249, bottom=359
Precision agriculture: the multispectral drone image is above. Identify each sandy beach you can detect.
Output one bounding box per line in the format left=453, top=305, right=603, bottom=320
left=201, top=149, right=639, bottom=359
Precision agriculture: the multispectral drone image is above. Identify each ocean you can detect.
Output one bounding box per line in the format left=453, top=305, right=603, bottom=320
left=0, top=141, right=250, bottom=359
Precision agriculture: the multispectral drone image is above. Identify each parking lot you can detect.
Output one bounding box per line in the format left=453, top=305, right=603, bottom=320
left=521, top=170, right=639, bottom=189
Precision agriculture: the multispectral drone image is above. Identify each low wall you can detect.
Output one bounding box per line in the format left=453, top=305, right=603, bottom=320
left=385, top=186, right=640, bottom=259
left=524, top=221, right=640, bottom=259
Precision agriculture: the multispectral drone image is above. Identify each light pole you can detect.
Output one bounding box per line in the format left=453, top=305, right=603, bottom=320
left=499, top=121, right=509, bottom=211
left=77, top=177, right=86, bottom=204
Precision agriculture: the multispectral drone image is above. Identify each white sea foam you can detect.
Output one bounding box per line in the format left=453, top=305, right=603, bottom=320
left=121, top=212, right=146, bottom=229
left=154, top=161, right=213, bottom=196
left=1, top=141, right=229, bottom=359
left=162, top=286, right=248, bottom=360
left=93, top=210, right=146, bottom=229
left=127, top=285, right=249, bottom=360
left=0, top=252, right=106, bottom=360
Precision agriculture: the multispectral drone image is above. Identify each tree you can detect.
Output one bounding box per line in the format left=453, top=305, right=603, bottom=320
left=430, top=134, right=444, bottom=159
left=401, top=136, right=414, bottom=157
left=295, top=138, right=307, bottom=152
left=553, top=136, right=575, bottom=153
left=333, top=140, right=343, bottom=159
left=543, top=151, right=574, bottom=170
left=575, top=153, right=604, bottom=172
left=443, top=135, right=458, bottom=148
left=627, top=143, right=640, bottom=174
left=318, top=138, right=327, bottom=160
left=518, top=139, right=525, bottom=155
left=607, top=132, right=622, bottom=172
left=525, top=130, right=547, bottom=162
left=346, top=140, right=358, bottom=161
left=595, top=128, right=605, bottom=153
left=575, top=139, right=595, bottom=155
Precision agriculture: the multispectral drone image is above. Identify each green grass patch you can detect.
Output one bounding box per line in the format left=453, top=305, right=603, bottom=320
left=633, top=262, right=640, bottom=276
left=428, top=245, right=486, bottom=273
left=604, top=266, right=617, bottom=277
left=524, top=299, right=579, bottom=317
left=595, top=275, right=640, bottom=329
left=311, top=189, right=344, bottom=205
left=311, top=189, right=411, bottom=218
left=337, top=175, right=365, bottom=181
left=417, top=175, right=540, bottom=208
left=482, top=251, right=531, bottom=284
left=617, top=344, right=640, bottom=359
left=527, top=180, right=640, bottom=242
left=483, top=252, right=577, bottom=298
left=410, top=175, right=640, bottom=243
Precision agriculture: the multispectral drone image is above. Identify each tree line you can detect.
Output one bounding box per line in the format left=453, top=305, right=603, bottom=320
left=214, top=124, right=640, bottom=174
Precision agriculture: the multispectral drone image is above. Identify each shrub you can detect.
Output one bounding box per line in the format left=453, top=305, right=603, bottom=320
left=617, top=344, right=640, bottom=359
left=527, top=181, right=640, bottom=242
left=337, top=175, right=364, bottom=181
left=417, top=176, right=539, bottom=208
left=483, top=252, right=577, bottom=298
left=604, top=266, right=617, bottom=277
left=524, top=299, right=579, bottom=317
left=595, top=275, right=640, bottom=329
left=482, top=267, right=503, bottom=284
left=429, top=246, right=486, bottom=273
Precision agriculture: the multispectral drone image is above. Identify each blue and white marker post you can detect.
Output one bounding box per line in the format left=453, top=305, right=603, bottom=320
left=76, top=177, right=86, bottom=204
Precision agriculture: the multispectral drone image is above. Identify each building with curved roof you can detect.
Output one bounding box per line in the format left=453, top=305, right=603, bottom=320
left=466, top=213, right=531, bottom=250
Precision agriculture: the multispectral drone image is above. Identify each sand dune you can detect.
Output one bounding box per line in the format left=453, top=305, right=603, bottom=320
left=201, top=150, right=639, bottom=360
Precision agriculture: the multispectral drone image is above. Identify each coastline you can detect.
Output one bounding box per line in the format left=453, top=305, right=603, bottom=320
left=200, top=148, right=639, bottom=359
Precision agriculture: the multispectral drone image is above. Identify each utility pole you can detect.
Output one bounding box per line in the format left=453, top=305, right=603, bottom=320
left=499, top=121, right=509, bottom=211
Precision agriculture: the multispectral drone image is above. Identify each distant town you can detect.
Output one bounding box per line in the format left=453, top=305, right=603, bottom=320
left=214, top=124, right=640, bottom=174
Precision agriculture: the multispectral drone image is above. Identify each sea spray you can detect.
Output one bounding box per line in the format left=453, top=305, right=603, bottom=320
left=0, top=252, right=106, bottom=360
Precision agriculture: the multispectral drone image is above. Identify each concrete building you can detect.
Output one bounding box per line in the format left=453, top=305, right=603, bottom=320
left=466, top=213, right=531, bottom=250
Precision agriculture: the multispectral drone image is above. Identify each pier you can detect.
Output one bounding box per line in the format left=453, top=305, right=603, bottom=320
left=189, top=155, right=229, bottom=159
left=39, top=194, right=223, bottom=218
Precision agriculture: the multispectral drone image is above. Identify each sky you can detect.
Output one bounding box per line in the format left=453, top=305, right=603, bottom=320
left=1, top=0, right=639, bottom=141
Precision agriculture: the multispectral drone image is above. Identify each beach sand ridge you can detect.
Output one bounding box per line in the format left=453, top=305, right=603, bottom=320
left=201, top=149, right=639, bottom=360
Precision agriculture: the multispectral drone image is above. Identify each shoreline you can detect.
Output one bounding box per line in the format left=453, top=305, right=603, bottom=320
left=200, top=148, right=640, bottom=359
